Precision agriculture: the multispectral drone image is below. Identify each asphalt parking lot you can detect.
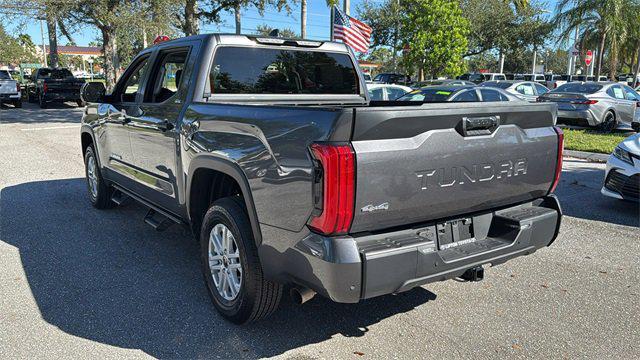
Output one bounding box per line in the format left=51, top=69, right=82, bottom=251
left=1, top=103, right=639, bottom=359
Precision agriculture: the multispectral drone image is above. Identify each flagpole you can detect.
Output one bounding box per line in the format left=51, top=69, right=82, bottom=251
left=344, top=0, right=350, bottom=15
left=330, top=6, right=334, bottom=41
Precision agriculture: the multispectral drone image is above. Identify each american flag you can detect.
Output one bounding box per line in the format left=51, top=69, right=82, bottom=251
left=332, top=6, right=372, bottom=53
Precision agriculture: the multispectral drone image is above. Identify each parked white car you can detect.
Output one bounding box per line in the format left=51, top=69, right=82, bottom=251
left=367, top=83, right=412, bottom=101
left=0, top=70, right=21, bottom=108
left=602, top=133, right=640, bottom=201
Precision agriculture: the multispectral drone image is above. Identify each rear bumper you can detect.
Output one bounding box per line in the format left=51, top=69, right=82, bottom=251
left=0, top=93, right=20, bottom=101
left=557, top=109, right=598, bottom=126
left=283, top=196, right=562, bottom=303
left=43, top=91, right=80, bottom=102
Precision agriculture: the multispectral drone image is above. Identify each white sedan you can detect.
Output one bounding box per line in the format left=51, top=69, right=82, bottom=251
left=601, top=133, right=640, bottom=201
left=367, top=84, right=412, bottom=101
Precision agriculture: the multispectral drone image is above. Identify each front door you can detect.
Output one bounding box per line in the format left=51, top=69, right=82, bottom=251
left=102, top=56, right=151, bottom=185
left=127, top=45, right=195, bottom=213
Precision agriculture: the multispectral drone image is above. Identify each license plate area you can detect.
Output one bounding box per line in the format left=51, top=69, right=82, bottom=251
left=436, top=217, right=474, bottom=250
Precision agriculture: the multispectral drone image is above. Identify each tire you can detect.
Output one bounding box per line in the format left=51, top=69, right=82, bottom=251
left=200, top=196, right=282, bottom=324
left=84, top=145, right=113, bottom=209
left=38, top=93, right=47, bottom=108
left=598, top=111, right=617, bottom=133
left=13, top=100, right=22, bottom=108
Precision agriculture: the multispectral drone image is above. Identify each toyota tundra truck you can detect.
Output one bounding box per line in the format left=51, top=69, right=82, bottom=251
left=80, top=34, right=563, bottom=324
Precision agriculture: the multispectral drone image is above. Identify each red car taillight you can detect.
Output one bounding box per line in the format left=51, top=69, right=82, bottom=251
left=571, top=99, right=598, bottom=105
left=42, top=82, right=48, bottom=94
left=308, top=143, right=355, bottom=235
left=549, top=126, right=564, bottom=193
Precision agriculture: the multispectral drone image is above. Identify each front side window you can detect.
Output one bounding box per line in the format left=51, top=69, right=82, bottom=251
left=209, top=47, right=358, bottom=95
left=111, top=57, right=150, bottom=103
left=145, top=49, right=189, bottom=103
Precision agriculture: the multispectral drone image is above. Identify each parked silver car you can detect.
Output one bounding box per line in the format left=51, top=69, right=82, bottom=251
left=538, top=82, right=640, bottom=131
left=480, top=80, right=550, bottom=102
left=396, top=85, right=520, bottom=103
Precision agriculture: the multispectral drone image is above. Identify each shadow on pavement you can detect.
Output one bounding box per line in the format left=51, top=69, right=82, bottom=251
left=555, top=160, right=639, bottom=227
left=0, top=178, right=436, bottom=358
left=0, top=102, right=82, bottom=124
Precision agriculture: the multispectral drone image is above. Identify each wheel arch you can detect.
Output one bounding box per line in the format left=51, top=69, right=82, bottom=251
left=80, top=127, right=102, bottom=168
left=187, top=155, right=262, bottom=245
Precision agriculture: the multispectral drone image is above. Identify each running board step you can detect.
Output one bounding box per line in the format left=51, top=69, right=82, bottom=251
left=144, top=208, right=174, bottom=232
left=110, top=190, right=130, bottom=206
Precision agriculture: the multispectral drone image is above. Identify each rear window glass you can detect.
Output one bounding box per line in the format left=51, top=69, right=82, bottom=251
left=208, top=47, right=358, bottom=95
left=480, top=81, right=510, bottom=89
left=38, top=69, right=73, bottom=79
left=553, top=83, right=602, bottom=94
left=0, top=71, right=11, bottom=80
left=397, top=88, right=457, bottom=102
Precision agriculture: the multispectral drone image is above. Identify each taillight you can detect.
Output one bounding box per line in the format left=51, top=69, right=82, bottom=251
left=549, top=126, right=564, bottom=193
left=308, top=143, right=355, bottom=235
left=554, top=83, right=558, bottom=88
left=571, top=99, right=598, bottom=105
left=42, top=82, right=48, bottom=94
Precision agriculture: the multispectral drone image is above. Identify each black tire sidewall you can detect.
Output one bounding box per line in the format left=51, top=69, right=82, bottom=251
left=83, top=145, right=111, bottom=208
left=200, top=198, right=261, bottom=323
left=600, top=111, right=616, bottom=132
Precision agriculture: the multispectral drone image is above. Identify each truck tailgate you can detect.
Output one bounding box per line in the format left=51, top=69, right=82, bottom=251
left=350, top=102, right=559, bottom=233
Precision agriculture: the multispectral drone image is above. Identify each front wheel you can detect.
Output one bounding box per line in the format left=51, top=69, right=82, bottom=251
left=84, top=145, right=113, bottom=209
left=201, top=197, right=282, bottom=324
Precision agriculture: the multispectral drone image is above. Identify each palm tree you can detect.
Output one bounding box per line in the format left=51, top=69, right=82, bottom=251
left=555, top=0, right=633, bottom=79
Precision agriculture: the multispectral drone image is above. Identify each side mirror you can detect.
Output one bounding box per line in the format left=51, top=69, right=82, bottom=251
left=81, top=82, right=106, bottom=103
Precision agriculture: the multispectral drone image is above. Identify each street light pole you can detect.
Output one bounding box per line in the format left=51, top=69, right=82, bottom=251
left=532, top=49, right=537, bottom=74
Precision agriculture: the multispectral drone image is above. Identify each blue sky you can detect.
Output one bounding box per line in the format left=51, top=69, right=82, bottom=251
left=14, top=0, right=558, bottom=47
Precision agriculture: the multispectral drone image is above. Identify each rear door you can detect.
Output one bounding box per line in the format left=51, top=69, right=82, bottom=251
left=349, top=102, right=558, bottom=233
left=128, top=43, right=197, bottom=213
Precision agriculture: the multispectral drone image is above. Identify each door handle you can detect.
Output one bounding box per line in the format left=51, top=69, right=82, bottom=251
left=461, top=115, right=500, bottom=136
left=157, top=119, right=174, bottom=132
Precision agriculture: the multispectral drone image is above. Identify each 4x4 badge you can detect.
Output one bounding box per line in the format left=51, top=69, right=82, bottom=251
left=361, top=202, right=389, bottom=212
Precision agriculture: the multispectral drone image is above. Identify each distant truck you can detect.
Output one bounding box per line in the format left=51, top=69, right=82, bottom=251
left=26, top=68, right=85, bottom=108
left=0, top=70, right=22, bottom=108
left=80, top=34, right=564, bottom=324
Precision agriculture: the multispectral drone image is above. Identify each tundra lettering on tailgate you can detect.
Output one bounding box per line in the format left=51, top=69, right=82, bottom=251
left=416, top=158, right=528, bottom=190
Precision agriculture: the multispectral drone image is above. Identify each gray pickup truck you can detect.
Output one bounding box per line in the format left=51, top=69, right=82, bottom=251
left=80, top=34, right=563, bottom=324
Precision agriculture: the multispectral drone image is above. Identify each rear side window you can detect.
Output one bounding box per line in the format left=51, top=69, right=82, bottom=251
left=480, top=89, right=507, bottom=102
left=386, top=87, right=408, bottom=100
left=208, top=47, right=358, bottom=95
left=368, top=87, right=384, bottom=100
left=534, top=83, right=549, bottom=95
left=145, top=49, right=189, bottom=103
left=452, top=89, right=479, bottom=102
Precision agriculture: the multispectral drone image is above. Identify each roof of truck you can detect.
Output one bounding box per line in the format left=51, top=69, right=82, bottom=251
left=149, top=33, right=350, bottom=53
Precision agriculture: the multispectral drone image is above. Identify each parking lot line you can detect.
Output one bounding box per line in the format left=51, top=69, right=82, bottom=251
left=19, top=125, right=80, bottom=131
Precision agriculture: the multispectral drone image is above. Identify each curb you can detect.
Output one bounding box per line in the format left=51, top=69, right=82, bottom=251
left=564, top=150, right=609, bottom=163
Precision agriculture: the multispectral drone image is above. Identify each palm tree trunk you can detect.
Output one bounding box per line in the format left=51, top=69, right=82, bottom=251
left=46, top=14, right=59, bottom=68
left=301, top=0, right=307, bottom=39
left=633, top=45, right=640, bottom=88
left=596, top=32, right=606, bottom=79
left=609, top=37, right=618, bottom=81
left=234, top=3, right=241, bottom=34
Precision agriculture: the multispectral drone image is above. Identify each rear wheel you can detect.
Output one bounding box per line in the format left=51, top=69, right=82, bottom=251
left=599, top=111, right=617, bottom=132
left=38, top=93, right=47, bottom=108
left=84, top=145, right=113, bottom=209
left=200, top=197, right=282, bottom=324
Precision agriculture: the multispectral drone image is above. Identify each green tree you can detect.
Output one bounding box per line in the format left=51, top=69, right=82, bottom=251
left=555, top=0, right=637, bottom=79
left=400, top=0, right=469, bottom=80
left=357, top=0, right=404, bottom=71
left=0, top=26, right=37, bottom=64
left=255, top=24, right=298, bottom=38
